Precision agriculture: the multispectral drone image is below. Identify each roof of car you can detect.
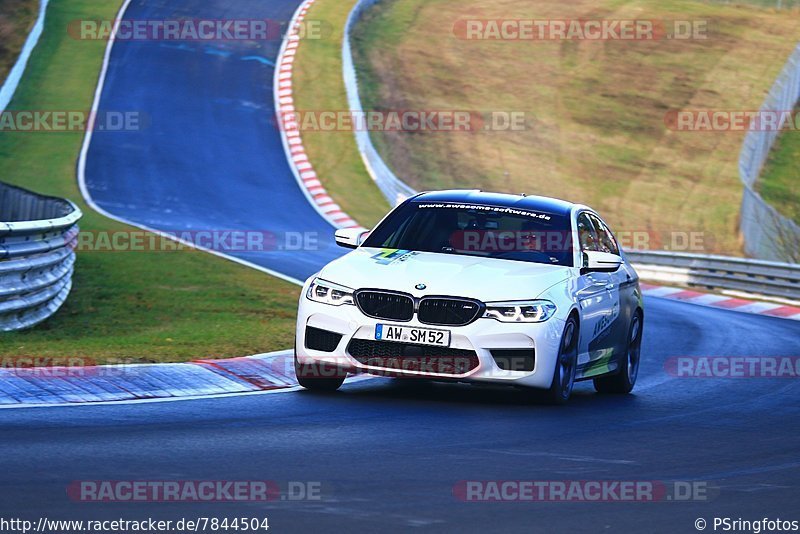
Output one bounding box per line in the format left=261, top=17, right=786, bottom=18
left=411, top=190, right=577, bottom=217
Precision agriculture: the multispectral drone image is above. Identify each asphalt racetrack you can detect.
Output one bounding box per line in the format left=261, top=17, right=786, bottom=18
left=83, top=0, right=343, bottom=281
left=2, top=297, right=800, bottom=532
left=4, top=0, right=798, bottom=532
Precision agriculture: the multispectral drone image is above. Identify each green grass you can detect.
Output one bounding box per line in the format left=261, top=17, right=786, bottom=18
left=0, top=0, right=300, bottom=364
left=759, top=106, right=800, bottom=224
left=292, top=0, right=391, bottom=227
left=330, top=0, right=800, bottom=255
left=0, top=0, right=39, bottom=83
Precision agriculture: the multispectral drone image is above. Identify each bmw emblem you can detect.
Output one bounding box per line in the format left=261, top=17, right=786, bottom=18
left=415, top=283, right=427, bottom=291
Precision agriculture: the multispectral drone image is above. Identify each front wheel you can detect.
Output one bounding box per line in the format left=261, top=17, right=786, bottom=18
left=593, top=312, right=642, bottom=395
left=295, top=355, right=346, bottom=391
left=541, top=316, right=579, bottom=405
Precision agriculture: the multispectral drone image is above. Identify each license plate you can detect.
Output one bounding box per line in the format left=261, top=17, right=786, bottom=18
left=375, top=324, right=451, bottom=347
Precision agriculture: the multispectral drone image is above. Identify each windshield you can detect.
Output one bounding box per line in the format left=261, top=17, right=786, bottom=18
left=362, top=201, right=574, bottom=267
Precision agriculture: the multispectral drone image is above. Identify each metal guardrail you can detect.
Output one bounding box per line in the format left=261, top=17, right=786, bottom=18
left=343, top=0, right=417, bottom=206
left=0, top=182, right=82, bottom=331
left=626, top=250, right=800, bottom=302
left=738, top=44, right=800, bottom=263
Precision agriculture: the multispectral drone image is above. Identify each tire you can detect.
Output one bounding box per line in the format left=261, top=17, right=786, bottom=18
left=541, top=316, right=579, bottom=405
left=294, top=354, right=346, bottom=392
left=593, top=312, right=642, bottom=395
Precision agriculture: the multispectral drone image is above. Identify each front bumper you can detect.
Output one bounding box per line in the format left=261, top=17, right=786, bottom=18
left=295, top=297, right=566, bottom=389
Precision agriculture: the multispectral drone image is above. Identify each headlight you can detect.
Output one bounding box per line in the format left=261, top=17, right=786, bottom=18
left=306, top=278, right=354, bottom=306
left=483, top=300, right=557, bottom=323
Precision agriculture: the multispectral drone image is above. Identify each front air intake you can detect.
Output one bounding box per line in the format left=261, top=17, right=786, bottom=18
left=354, top=290, right=415, bottom=322
left=305, top=326, right=343, bottom=353
left=490, top=349, right=535, bottom=372
left=417, top=297, right=483, bottom=326
left=347, top=339, right=479, bottom=375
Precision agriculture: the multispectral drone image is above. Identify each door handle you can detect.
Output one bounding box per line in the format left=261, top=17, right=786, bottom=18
left=605, top=283, right=615, bottom=290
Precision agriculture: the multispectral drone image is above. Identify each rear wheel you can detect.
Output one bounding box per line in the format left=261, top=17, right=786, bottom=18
left=294, top=354, right=346, bottom=391
left=541, top=316, right=579, bottom=405
left=593, top=312, right=642, bottom=394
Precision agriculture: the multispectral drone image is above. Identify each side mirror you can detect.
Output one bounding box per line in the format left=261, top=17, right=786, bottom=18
left=334, top=228, right=369, bottom=249
left=582, top=250, right=622, bottom=273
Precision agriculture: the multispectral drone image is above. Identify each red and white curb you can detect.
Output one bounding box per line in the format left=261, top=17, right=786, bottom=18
left=641, top=283, right=800, bottom=321
left=0, top=350, right=376, bottom=408
left=274, top=0, right=362, bottom=231
left=0, top=352, right=297, bottom=407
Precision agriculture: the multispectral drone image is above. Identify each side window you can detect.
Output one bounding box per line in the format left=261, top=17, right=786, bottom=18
left=576, top=213, right=599, bottom=253
left=589, top=214, right=620, bottom=256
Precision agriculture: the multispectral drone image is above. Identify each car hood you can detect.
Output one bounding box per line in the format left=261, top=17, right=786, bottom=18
left=317, top=247, right=571, bottom=301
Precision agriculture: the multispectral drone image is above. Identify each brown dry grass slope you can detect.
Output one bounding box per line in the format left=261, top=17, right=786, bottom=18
left=0, top=0, right=39, bottom=82
left=351, top=0, right=800, bottom=254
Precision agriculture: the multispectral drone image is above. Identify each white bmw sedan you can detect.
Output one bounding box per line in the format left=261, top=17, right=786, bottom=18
left=295, top=190, right=643, bottom=403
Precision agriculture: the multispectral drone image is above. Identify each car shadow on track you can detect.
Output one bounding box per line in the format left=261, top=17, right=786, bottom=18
left=297, top=377, right=644, bottom=411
